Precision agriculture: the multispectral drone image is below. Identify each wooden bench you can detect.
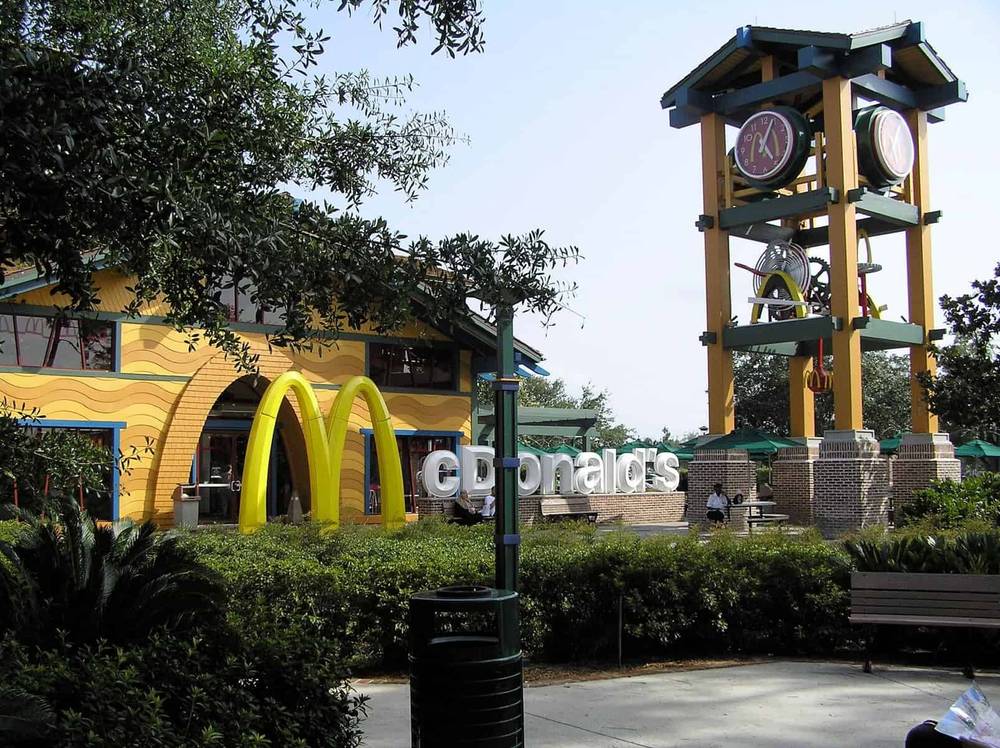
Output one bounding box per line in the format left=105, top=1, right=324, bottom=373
left=850, top=572, right=1000, bottom=675
left=540, top=497, right=598, bottom=523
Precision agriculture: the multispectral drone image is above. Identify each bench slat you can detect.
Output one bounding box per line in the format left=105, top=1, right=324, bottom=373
left=853, top=604, right=1000, bottom=618
left=852, top=572, right=1000, bottom=594
left=850, top=613, right=1000, bottom=629
left=851, top=596, right=1000, bottom=615
left=852, top=590, right=1000, bottom=604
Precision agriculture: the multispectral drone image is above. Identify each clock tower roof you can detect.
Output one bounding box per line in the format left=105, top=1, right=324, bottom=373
left=660, top=21, right=966, bottom=130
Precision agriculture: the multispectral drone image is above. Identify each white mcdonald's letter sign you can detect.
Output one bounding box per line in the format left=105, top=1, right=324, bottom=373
left=420, top=447, right=680, bottom=498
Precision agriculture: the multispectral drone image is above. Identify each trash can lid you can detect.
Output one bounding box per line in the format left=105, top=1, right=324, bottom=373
left=436, top=585, right=492, bottom=599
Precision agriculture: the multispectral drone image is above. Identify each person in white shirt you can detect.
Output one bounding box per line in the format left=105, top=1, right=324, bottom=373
left=480, top=492, right=496, bottom=519
left=706, top=483, right=729, bottom=524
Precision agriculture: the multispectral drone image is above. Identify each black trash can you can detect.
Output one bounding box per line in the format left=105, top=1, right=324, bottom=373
left=409, top=585, right=524, bottom=747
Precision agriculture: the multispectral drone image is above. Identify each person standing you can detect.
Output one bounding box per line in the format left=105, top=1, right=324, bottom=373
left=707, top=482, right=729, bottom=525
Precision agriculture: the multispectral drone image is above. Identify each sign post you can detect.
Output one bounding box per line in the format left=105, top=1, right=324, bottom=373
left=493, top=303, right=519, bottom=592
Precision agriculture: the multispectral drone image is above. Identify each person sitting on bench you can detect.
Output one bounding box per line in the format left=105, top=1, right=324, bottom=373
left=707, top=483, right=729, bottom=525
left=480, top=491, right=495, bottom=520
left=453, top=490, right=482, bottom=526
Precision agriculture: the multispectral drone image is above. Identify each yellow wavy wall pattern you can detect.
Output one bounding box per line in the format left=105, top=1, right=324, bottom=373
left=11, top=270, right=170, bottom=316
left=0, top=373, right=184, bottom=510
left=11, top=270, right=452, bottom=346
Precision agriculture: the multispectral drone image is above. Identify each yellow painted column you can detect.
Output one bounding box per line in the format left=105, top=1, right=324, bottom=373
left=822, top=78, right=863, bottom=431
left=701, top=113, right=735, bottom=434
left=789, top=356, right=816, bottom=438
left=904, top=110, right=939, bottom=434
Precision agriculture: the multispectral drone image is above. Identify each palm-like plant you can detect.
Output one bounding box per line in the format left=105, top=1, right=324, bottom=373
left=0, top=500, right=225, bottom=645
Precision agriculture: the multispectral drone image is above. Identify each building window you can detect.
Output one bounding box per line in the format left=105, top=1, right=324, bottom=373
left=368, top=343, right=456, bottom=390
left=20, top=426, right=116, bottom=521
left=0, top=314, right=114, bottom=371
left=367, top=433, right=458, bottom=514
left=216, top=275, right=284, bottom=325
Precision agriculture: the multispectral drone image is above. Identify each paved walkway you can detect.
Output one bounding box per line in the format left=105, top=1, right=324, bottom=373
left=358, top=660, right=1000, bottom=747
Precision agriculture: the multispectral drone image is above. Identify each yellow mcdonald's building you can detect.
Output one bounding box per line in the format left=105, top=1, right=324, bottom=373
left=0, top=265, right=546, bottom=526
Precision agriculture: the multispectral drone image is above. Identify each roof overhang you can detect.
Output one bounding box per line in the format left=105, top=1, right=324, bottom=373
left=661, top=21, right=965, bottom=129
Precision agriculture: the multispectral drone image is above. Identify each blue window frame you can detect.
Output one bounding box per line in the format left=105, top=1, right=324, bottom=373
left=17, top=419, right=125, bottom=521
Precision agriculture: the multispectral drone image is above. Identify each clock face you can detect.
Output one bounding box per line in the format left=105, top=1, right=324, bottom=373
left=735, top=111, right=795, bottom=182
left=872, top=110, right=914, bottom=181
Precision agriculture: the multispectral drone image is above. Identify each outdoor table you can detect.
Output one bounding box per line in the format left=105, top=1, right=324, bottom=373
left=738, top=500, right=776, bottom=534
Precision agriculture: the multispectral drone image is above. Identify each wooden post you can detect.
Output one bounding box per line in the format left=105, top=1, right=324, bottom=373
left=701, top=113, right=735, bottom=435
left=789, top=356, right=816, bottom=438
left=905, top=110, right=939, bottom=434
left=822, top=78, right=863, bottom=431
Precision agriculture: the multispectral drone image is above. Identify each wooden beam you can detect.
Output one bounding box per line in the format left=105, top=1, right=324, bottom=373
left=701, top=113, right=735, bottom=435
left=789, top=356, right=816, bottom=438
left=823, top=77, right=864, bottom=431
left=760, top=55, right=777, bottom=82
left=905, top=110, right=938, bottom=434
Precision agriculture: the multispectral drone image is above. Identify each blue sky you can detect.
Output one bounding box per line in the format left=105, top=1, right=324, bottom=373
left=308, top=0, right=1000, bottom=438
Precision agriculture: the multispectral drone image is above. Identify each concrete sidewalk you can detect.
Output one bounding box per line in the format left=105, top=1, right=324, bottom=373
left=358, top=660, right=1000, bottom=747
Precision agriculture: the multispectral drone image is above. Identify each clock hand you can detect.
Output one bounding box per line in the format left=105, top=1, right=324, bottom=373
left=760, top=118, right=775, bottom=159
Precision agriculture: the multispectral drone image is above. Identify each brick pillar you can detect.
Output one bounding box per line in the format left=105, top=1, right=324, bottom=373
left=814, top=430, right=890, bottom=538
left=688, top=448, right=756, bottom=532
left=771, top=437, right=821, bottom=526
left=892, top=433, right=961, bottom=514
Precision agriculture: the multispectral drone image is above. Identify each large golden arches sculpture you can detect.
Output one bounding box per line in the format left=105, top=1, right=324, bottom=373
left=238, top=372, right=405, bottom=533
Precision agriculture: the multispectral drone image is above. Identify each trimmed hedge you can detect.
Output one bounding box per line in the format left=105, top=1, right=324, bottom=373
left=182, top=521, right=855, bottom=669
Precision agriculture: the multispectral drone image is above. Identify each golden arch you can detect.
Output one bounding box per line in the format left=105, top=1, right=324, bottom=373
left=238, top=372, right=405, bottom=533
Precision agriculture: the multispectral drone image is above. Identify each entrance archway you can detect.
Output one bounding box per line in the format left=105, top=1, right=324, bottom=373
left=152, top=346, right=309, bottom=520
left=193, top=375, right=309, bottom=523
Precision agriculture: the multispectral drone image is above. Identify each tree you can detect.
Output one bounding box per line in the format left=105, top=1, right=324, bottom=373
left=919, top=263, right=1000, bottom=440
left=0, top=501, right=225, bottom=646
left=1, top=0, right=577, bottom=370
left=475, top=376, right=635, bottom=449
left=733, top=350, right=911, bottom=438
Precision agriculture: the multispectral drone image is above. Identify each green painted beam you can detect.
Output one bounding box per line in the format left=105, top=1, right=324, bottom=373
left=719, top=187, right=838, bottom=231
left=715, top=71, right=823, bottom=117
left=854, top=317, right=925, bottom=345
left=847, top=188, right=919, bottom=226
left=794, top=216, right=907, bottom=248
left=726, top=317, right=924, bottom=357
left=723, top=317, right=839, bottom=349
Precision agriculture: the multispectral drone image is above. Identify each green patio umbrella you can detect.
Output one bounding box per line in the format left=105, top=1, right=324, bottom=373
left=516, top=442, right=547, bottom=457
left=697, top=428, right=799, bottom=460
left=879, top=433, right=902, bottom=455
left=616, top=440, right=653, bottom=454
left=550, top=443, right=582, bottom=457
left=955, top=439, right=1000, bottom=458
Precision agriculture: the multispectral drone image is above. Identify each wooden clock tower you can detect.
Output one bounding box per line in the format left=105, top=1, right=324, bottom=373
left=661, top=22, right=966, bottom=534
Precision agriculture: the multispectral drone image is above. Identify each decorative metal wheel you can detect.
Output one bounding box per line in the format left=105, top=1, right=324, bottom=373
left=750, top=240, right=810, bottom=321
left=808, top=256, right=832, bottom=314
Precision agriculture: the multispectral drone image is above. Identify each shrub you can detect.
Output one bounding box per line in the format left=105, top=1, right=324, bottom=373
left=184, top=522, right=855, bottom=668
left=0, top=511, right=366, bottom=747
left=0, top=630, right=367, bottom=747
left=0, top=502, right=225, bottom=646
left=845, top=526, right=1000, bottom=574
left=897, top=473, right=1000, bottom=529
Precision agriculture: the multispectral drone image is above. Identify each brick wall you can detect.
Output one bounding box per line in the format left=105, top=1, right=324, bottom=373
left=771, top=440, right=820, bottom=525
left=814, top=431, right=890, bottom=538
left=687, top=449, right=756, bottom=530
left=892, top=434, right=961, bottom=513
left=417, top=491, right=686, bottom=526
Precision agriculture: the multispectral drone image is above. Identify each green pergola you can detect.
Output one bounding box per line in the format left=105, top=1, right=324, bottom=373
left=474, top=406, right=598, bottom=450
